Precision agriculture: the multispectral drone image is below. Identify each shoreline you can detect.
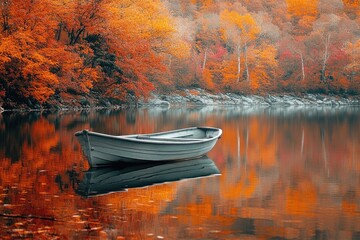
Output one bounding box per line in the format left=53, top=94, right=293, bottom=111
left=1, top=88, right=360, bottom=112
left=139, top=88, right=360, bottom=108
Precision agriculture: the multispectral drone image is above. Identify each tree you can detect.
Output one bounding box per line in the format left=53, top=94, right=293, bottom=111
left=0, top=0, right=61, bottom=104
left=97, top=0, right=190, bottom=100
left=55, top=0, right=107, bottom=46
left=342, top=0, right=360, bottom=19
left=285, top=0, right=319, bottom=35
left=249, top=43, right=278, bottom=92
left=343, top=40, right=360, bottom=93
left=0, top=0, right=10, bottom=35
left=195, top=13, right=219, bottom=72
left=220, top=9, right=260, bottom=83
left=279, top=36, right=307, bottom=82
left=313, top=14, right=340, bottom=82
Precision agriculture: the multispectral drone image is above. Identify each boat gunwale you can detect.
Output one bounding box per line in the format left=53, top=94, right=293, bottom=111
left=75, top=127, right=222, bottom=145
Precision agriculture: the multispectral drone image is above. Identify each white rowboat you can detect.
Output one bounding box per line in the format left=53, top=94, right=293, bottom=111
left=75, top=127, right=222, bottom=167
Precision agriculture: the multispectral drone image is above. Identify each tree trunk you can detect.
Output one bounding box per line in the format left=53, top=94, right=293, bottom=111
left=55, top=23, right=63, bottom=41
left=236, top=44, right=241, bottom=82
left=321, top=33, right=331, bottom=82
left=244, top=41, right=250, bottom=82
left=68, top=26, right=86, bottom=45
left=1, top=3, right=10, bottom=36
left=300, top=52, right=305, bottom=81
left=168, top=55, right=172, bottom=68
left=202, top=47, right=208, bottom=71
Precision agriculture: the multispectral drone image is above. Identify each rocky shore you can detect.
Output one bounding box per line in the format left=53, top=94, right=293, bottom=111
left=139, top=88, right=360, bottom=107
left=1, top=88, right=360, bottom=111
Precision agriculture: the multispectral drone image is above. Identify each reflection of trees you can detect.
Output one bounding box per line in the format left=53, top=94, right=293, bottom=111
left=0, top=107, right=360, bottom=238
left=0, top=112, right=42, bottom=162
left=0, top=112, right=89, bottom=238
left=207, top=107, right=360, bottom=239
left=139, top=106, right=360, bottom=239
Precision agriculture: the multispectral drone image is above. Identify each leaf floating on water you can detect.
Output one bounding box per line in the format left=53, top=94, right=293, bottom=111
left=24, top=231, right=33, bottom=235
left=14, top=222, right=24, bottom=227
left=90, top=227, right=102, bottom=231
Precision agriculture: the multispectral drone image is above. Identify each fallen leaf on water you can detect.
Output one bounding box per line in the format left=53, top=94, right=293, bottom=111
left=90, top=227, right=102, bottom=231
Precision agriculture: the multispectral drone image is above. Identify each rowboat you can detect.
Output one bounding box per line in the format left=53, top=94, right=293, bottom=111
left=76, top=156, right=220, bottom=197
left=75, top=127, right=222, bottom=167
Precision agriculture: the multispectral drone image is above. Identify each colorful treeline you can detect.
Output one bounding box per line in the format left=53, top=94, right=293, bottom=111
left=0, top=0, right=360, bottom=107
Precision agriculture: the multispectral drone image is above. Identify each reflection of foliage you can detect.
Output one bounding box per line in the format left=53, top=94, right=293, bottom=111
left=0, top=112, right=42, bottom=162
left=0, top=109, right=360, bottom=238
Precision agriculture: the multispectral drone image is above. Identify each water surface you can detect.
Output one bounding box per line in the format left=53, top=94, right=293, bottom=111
left=0, top=106, right=360, bottom=239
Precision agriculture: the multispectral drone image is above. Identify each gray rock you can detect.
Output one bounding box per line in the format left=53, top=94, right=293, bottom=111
left=139, top=98, right=170, bottom=107
left=142, top=89, right=360, bottom=108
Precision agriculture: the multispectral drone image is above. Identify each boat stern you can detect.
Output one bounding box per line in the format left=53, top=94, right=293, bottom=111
left=75, top=130, right=94, bottom=167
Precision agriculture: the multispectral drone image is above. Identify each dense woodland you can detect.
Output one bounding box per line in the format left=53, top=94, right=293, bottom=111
left=1, top=0, right=360, bottom=108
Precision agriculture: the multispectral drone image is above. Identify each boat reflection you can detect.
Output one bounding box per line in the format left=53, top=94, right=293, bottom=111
left=76, top=156, right=220, bottom=197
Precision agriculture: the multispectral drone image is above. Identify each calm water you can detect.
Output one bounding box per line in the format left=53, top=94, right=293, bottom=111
left=1, top=106, right=360, bottom=239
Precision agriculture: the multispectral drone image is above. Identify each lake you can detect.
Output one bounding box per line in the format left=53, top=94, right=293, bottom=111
left=0, top=106, right=360, bottom=239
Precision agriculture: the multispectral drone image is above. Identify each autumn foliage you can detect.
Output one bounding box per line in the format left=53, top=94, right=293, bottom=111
left=0, top=0, right=360, bottom=108
left=0, top=0, right=189, bottom=107
left=171, top=0, right=360, bottom=95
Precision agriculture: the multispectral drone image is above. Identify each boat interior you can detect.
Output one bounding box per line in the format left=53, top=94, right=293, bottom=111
left=132, top=128, right=220, bottom=140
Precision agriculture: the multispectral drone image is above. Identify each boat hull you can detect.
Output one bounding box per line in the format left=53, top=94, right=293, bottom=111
left=75, top=127, right=222, bottom=167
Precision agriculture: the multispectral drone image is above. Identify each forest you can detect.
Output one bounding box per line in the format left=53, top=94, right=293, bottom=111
left=0, top=0, right=360, bottom=108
